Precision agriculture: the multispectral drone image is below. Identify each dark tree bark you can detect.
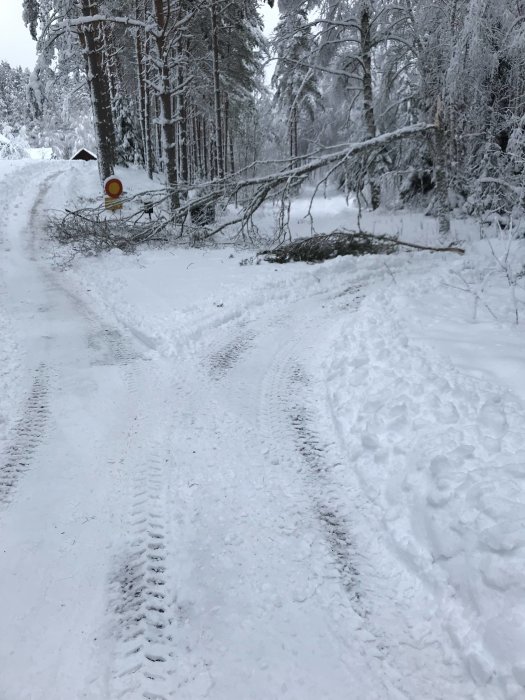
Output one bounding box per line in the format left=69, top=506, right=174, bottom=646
left=177, top=38, right=189, bottom=186
left=202, top=120, right=209, bottom=179
left=224, top=96, right=229, bottom=174
left=152, top=0, right=179, bottom=210
left=135, top=0, right=154, bottom=178
left=78, top=0, right=116, bottom=183
left=210, top=0, right=224, bottom=180
left=360, top=5, right=380, bottom=210
left=229, top=128, right=235, bottom=175
left=433, top=100, right=451, bottom=237
left=289, top=106, right=298, bottom=160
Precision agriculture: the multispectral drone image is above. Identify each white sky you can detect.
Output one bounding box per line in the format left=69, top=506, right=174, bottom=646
left=0, top=1, right=37, bottom=69
left=0, top=1, right=278, bottom=71
left=260, top=1, right=280, bottom=36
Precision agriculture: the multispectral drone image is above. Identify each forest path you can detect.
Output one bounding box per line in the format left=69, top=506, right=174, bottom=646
left=0, top=162, right=477, bottom=699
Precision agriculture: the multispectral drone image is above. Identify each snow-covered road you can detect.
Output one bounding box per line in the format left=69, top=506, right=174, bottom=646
left=0, top=161, right=523, bottom=699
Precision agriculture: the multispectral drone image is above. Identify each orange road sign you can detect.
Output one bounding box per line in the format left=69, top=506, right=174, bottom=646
left=104, top=177, right=124, bottom=199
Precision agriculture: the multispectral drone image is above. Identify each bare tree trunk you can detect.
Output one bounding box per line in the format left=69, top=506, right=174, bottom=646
left=229, top=129, right=235, bottom=175
left=433, top=101, right=451, bottom=238
left=193, top=116, right=199, bottom=178
left=224, top=96, right=229, bottom=174
left=177, top=39, right=189, bottom=186
left=211, top=0, right=224, bottom=179
left=135, top=0, right=153, bottom=178
left=289, top=106, right=298, bottom=160
left=360, top=5, right=380, bottom=210
left=293, top=109, right=298, bottom=161
left=202, top=120, right=209, bottom=179
left=252, top=114, right=257, bottom=177
left=144, top=45, right=155, bottom=178
left=135, top=29, right=146, bottom=165
left=193, top=115, right=202, bottom=179
left=210, top=134, right=217, bottom=180
left=152, top=0, right=179, bottom=210
left=79, top=0, right=116, bottom=183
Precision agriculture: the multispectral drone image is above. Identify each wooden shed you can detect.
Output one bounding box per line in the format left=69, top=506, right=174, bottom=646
left=71, top=148, right=97, bottom=161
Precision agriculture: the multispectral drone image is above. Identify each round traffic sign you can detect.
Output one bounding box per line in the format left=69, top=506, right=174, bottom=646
left=104, top=177, right=123, bottom=199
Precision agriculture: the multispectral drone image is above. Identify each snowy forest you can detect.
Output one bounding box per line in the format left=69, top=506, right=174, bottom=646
left=1, top=0, right=521, bottom=236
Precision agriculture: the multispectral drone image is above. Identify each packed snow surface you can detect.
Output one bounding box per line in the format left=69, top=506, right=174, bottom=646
left=0, top=160, right=525, bottom=699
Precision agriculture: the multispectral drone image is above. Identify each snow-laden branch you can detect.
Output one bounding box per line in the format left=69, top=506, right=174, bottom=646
left=58, top=14, right=157, bottom=34
left=478, top=177, right=524, bottom=198
left=53, top=6, right=197, bottom=39
left=229, top=123, right=434, bottom=190
left=189, top=122, right=436, bottom=237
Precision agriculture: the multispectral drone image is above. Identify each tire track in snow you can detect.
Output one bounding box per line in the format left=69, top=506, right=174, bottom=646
left=288, top=365, right=362, bottom=604
left=0, top=165, right=63, bottom=462
left=207, top=330, right=256, bottom=379
left=0, top=163, right=170, bottom=697
left=202, top=276, right=364, bottom=382
left=333, top=283, right=365, bottom=307
left=88, top=328, right=142, bottom=367
left=257, top=289, right=446, bottom=694
left=109, top=441, right=178, bottom=700
left=27, top=168, right=147, bottom=374
left=259, top=288, right=366, bottom=613
left=259, top=283, right=481, bottom=699
left=0, top=364, right=50, bottom=506
left=27, top=167, right=175, bottom=697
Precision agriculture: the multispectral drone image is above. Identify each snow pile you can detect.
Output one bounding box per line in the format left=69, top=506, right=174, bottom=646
left=65, top=247, right=318, bottom=356
left=28, top=147, right=53, bottom=160
left=64, top=242, right=427, bottom=362
left=325, top=254, right=525, bottom=697
left=395, top=236, right=525, bottom=400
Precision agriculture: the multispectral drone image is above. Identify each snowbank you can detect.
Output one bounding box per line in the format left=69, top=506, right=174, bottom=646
left=325, top=248, right=525, bottom=697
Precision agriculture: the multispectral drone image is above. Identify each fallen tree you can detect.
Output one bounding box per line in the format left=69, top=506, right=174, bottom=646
left=259, top=230, right=465, bottom=264
left=49, top=123, right=438, bottom=257
left=183, top=123, right=437, bottom=240
left=47, top=205, right=170, bottom=259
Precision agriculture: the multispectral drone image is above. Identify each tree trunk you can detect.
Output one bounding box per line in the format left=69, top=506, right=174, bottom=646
left=79, top=0, right=116, bottom=184
left=135, top=1, right=154, bottom=178
left=433, top=105, right=451, bottom=238
left=289, top=106, right=298, bottom=160
left=177, top=45, right=189, bottom=186
left=224, top=96, right=229, bottom=174
left=152, top=0, right=179, bottom=211
left=360, top=5, right=380, bottom=210
left=293, top=109, right=298, bottom=161
left=211, top=0, right=224, bottom=180
left=210, top=133, right=217, bottom=180
left=202, top=120, right=209, bottom=179
left=193, top=115, right=201, bottom=179
left=229, top=129, right=235, bottom=175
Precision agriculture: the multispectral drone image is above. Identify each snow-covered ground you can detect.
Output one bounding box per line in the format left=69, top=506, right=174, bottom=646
left=0, top=159, right=524, bottom=699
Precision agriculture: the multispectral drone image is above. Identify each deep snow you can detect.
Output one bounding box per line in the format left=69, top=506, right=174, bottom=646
left=0, top=159, right=524, bottom=699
